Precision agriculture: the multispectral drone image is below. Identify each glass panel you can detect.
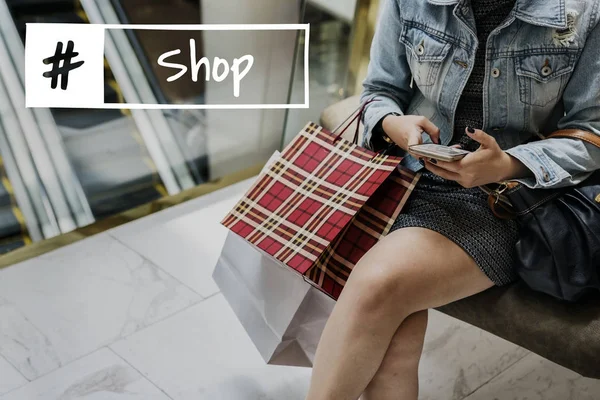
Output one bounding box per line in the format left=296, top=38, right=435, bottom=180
left=283, top=0, right=358, bottom=145
left=0, top=0, right=302, bottom=257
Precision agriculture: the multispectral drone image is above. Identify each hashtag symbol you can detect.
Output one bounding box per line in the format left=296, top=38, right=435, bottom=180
left=42, top=41, right=85, bottom=90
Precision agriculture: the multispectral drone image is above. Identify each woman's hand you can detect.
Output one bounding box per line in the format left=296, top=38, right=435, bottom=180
left=423, top=128, right=531, bottom=188
left=382, top=114, right=441, bottom=151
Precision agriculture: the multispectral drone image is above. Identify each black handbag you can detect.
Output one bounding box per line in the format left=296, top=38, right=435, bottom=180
left=485, top=130, right=600, bottom=302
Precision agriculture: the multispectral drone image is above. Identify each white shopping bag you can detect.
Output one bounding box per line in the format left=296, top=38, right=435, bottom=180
left=213, top=231, right=335, bottom=367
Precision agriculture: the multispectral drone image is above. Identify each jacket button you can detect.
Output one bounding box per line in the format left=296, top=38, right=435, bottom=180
left=491, top=68, right=501, bottom=78
left=417, top=44, right=425, bottom=56
left=595, top=193, right=600, bottom=203
left=541, top=65, right=552, bottom=77
left=542, top=168, right=551, bottom=182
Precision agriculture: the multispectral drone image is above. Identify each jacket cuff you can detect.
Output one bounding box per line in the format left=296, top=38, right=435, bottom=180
left=361, top=95, right=404, bottom=151
left=504, top=145, right=569, bottom=189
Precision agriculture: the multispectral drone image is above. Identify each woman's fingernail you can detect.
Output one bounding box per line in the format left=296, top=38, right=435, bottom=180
left=467, top=127, right=476, bottom=134
left=429, top=158, right=437, bottom=164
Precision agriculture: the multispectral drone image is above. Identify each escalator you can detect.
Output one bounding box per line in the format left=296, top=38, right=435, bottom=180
left=7, top=0, right=168, bottom=221
left=0, top=154, right=30, bottom=254
left=0, top=0, right=210, bottom=252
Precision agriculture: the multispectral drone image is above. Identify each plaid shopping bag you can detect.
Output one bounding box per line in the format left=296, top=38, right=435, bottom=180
left=306, top=166, right=419, bottom=298
left=222, top=120, right=419, bottom=299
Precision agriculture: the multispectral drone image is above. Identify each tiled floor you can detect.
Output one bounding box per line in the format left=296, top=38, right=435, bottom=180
left=0, top=178, right=598, bottom=400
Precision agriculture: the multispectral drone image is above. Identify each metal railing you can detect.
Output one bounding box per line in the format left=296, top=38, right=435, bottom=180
left=80, top=0, right=196, bottom=194
left=0, top=0, right=97, bottom=233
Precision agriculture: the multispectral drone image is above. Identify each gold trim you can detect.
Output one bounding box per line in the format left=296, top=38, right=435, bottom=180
left=346, top=0, right=380, bottom=96
left=105, top=74, right=166, bottom=195
left=382, top=133, right=394, bottom=144
left=0, top=156, right=30, bottom=243
left=106, top=76, right=131, bottom=117
left=76, top=9, right=89, bottom=23
left=595, top=193, right=600, bottom=203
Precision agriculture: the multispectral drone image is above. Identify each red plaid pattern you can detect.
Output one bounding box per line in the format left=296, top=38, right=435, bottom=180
left=222, top=122, right=418, bottom=299
left=306, top=167, right=420, bottom=299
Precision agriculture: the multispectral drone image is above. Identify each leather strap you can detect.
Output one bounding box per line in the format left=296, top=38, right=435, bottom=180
left=484, top=128, right=600, bottom=219
left=546, top=129, right=600, bottom=148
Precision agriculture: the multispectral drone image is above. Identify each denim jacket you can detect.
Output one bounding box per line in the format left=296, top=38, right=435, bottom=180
left=361, top=0, right=600, bottom=189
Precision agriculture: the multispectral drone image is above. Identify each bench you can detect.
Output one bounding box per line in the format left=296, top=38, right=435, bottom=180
left=320, top=95, right=600, bottom=379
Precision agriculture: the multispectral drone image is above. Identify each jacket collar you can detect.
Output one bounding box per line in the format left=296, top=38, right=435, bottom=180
left=426, top=0, right=568, bottom=29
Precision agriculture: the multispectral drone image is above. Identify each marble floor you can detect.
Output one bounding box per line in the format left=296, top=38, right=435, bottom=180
left=0, top=178, right=598, bottom=400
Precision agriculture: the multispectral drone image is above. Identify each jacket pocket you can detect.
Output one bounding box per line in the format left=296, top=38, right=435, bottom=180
left=515, top=52, right=577, bottom=107
left=400, top=25, right=451, bottom=88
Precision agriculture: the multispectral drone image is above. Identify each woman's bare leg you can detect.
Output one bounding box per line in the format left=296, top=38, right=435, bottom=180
left=361, top=310, right=428, bottom=400
left=305, top=227, right=495, bottom=400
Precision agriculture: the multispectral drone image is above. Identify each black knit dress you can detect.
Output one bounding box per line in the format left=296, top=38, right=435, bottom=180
left=390, top=0, right=520, bottom=286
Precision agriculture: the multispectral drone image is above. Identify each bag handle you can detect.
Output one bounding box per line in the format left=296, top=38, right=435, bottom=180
left=546, top=129, right=600, bottom=148
left=331, top=99, right=379, bottom=145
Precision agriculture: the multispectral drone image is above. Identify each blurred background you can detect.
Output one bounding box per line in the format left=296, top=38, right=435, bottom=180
left=0, top=0, right=379, bottom=262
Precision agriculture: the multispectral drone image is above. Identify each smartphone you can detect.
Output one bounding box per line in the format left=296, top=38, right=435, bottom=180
left=408, top=144, right=471, bottom=162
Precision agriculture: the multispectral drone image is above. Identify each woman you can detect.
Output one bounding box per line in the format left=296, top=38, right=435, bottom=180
left=305, top=0, right=600, bottom=399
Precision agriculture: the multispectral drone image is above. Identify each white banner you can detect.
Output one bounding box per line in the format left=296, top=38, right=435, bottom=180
left=25, top=23, right=105, bottom=109
left=25, top=23, right=310, bottom=110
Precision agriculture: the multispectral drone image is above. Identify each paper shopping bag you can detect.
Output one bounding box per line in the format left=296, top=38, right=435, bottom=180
left=221, top=121, right=419, bottom=299
left=213, top=231, right=335, bottom=367
left=307, top=166, right=419, bottom=297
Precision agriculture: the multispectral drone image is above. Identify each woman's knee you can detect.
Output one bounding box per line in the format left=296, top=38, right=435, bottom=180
left=345, top=227, right=488, bottom=319
left=347, top=251, right=428, bottom=318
